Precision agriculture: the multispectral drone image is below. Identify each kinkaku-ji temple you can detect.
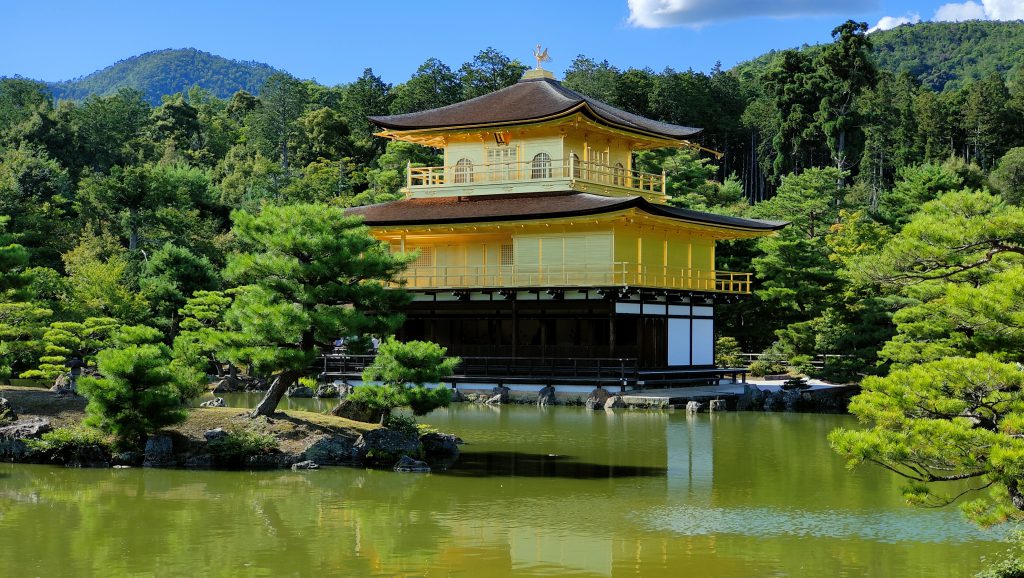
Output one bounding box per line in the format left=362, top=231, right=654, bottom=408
left=343, top=54, right=785, bottom=391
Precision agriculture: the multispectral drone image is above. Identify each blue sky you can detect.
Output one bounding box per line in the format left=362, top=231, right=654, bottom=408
left=3, top=0, right=1023, bottom=85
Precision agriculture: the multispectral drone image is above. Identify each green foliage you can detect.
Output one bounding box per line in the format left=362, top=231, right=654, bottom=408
left=382, top=413, right=419, bottom=438
left=357, top=338, right=460, bottom=417
left=78, top=339, right=188, bottom=449
left=27, top=425, right=110, bottom=461
left=991, top=147, right=1024, bottom=205
left=48, top=48, right=279, bottom=105
left=831, top=355, right=1024, bottom=527
left=714, top=337, right=743, bottom=368
left=20, top=316, right=120, bottom=380
left=206, top=428, right=278, bottom=462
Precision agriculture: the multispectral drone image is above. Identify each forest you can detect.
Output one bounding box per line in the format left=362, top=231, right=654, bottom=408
left=1, top=20, right=1023, bottom=384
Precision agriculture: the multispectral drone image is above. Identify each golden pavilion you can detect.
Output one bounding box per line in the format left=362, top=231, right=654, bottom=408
left=347, top=59, right=783, bottom=388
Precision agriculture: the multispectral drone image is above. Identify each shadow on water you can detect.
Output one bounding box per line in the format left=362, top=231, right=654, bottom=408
left=439, top=451, right=666, bottom=479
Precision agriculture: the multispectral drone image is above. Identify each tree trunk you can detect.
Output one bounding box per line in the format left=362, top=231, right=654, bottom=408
left=251, top=370, right=298, bottom=417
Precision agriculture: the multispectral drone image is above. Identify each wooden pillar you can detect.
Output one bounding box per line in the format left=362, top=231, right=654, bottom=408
left=608, top=308, right=616, bottom=357
left=511, top=298, right=519, bottom=359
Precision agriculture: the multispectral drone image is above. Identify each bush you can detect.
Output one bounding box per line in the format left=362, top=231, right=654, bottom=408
left=383, top=413, right=419, bottom=437
left=298, top=376, right=317, bottom=389
left=357, top=337, right=461, bottom=419
left=207, top=428, right=278, bottom=462
left=715, top=337, right=744, bottom=367
left=788, top=354, right=816, bottom=375
left=79, top=343, right=188, bottom=449
left=27, top=426, right=111, bottom=462
left=781, top=376, right=810, bottom=391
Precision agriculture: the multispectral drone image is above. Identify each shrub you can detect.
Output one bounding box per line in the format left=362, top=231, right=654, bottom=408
left=298, top=376, right=317, bottom=389
left=79, top=342, right=188, bottom=449
left=383, top=413, right=419, bottom=437
left=715, top=337, right=743, bottom=367
left=357, top=337, right=461, bottom=419
left=781, top=376, right=810, bottom=391
left=27, top=426, right=111, bottom=463
left=788, top=354, right=816, bottom=375
left=207, top=428, right=278, bottom=462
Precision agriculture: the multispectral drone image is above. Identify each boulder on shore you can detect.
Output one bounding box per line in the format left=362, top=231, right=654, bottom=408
left=353, top=428, right=421, bottom=464
left=394, top=455, right=431, bottom=473
left=0, top=417, right=51, bottom=439
left=302, top=434, right=359, bottom=466
left=585, top=386, right=610, bottom=410
left=286, top=386, right=315, bottom=398
left=200, top=397, right=226, bottom=408
left=604, top=395, right=626, bottom=410
left=0, top=397, right=17, bottom=424
left=484, top=385, right=511, bottom=405
left=537, top=385, right=556, bottom=406
left=330, top=398, right=386, bottom=424
left=143, top=434, right=177, bottom=468
left=420, top=432, right=462, bottom=457
left=314, top=384, right=340, bottom=398
left=291, top=460, right=319, bottom=470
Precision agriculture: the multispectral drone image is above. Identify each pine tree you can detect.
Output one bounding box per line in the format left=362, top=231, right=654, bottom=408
left=221, top=203, right=412, bottom=416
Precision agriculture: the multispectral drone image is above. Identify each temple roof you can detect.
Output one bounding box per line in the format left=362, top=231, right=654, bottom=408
left=346, top=192, right=785, bottom=232
left=369, top=77, right=702, bottom=141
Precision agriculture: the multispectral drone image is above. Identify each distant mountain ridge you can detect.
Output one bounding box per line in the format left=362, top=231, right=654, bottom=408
left=46, top=48, right=280, bottom=105
left=733, top=20, right=1024, bottom=92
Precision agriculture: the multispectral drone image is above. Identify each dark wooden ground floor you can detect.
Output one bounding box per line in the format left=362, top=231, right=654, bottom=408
left=395, top=296, right=716, bottom=370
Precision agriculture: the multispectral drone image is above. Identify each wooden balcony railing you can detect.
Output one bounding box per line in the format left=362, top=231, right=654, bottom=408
left=407, top=157, right=665, bottom=195
left=397, top=262, right=752, bottom=294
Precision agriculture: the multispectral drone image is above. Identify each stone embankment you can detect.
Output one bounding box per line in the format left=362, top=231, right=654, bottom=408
left=0, top=386, right=461, bottom=473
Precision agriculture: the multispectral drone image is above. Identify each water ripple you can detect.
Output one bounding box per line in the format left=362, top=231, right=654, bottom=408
left=640, top=505, right=1011, bottom=544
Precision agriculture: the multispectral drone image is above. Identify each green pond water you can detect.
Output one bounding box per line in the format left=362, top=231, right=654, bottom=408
left=0, top=397, right=1011, bottom=577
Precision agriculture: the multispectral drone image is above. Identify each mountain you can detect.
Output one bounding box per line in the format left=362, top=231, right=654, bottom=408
left=46, top=48, right=281, bottom=105
left=732, top=20, right=1024, bottom=92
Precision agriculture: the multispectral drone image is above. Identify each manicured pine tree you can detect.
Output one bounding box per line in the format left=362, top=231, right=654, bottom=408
left=221, top=203, right=412, bottom=417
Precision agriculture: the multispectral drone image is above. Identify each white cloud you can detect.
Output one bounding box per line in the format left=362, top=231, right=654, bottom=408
left=934, top=1, right=987, bottom=21
left=626, top=0, right=879, bottom=29
left=868, top=12, right=921, bottom=32
left=934, top=0, right=1024, bottom=22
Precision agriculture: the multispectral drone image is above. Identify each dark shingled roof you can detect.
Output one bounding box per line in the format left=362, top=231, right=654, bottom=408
left=369, top=77, right=702, bottom=140
left=346, top=192, right=786, bottom=232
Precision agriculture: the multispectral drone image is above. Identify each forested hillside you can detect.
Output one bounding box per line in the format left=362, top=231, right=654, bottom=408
left=734, top=20, right=1024, bottom=92
left=1, top=23, right=1024, bottom=388
left=47, top=48, right=280, bottom=105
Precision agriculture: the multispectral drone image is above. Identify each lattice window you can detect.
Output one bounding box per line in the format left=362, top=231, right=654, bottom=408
left=531, top=152, right=552, bottom=179
left=486, top=146, right=517, bottom=181
left=453, top=158, right=473, bottom=184
left=411, top=246, right=434, bottom=267
left=500, top=244, right=514, bottom=266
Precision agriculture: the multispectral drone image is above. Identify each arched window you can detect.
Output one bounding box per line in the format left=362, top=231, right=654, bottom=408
left=531, top=152, right=552, bottom=179
left=613, top=162, right=624, bottom=185
left=570, top=153, right=581, bottom=179
left=453, top=158, right=474, bottom=184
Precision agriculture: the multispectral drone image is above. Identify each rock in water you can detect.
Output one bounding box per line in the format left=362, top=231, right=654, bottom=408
left=585, top=386, right=610, bottom=410
left=143, top=434, right=176, bottom=468
left=0, top=397, right=16, bottom=423
left=537, top=385, right=556, bottom=406
left=685, top=401, right=703, bottom=413
left=314, top=384, right=339, bottom=398
left=353, top=428, right=421, bottom=464
left=200, top=397, right=226, bottom=408
left=420, top=432, right=462, bottom=457
left=303, top=435, right=358, bottom=466
left=484, top=394, right=503, bottom=405
left=291, top=460, right=319, bottom=470
left=604, top=395, right=626, bottom=409
left=394, top=455, right=431, bottom=473
left=286, top=386, right=315, bottom=398
left=709, top=399, right=727, bottom=412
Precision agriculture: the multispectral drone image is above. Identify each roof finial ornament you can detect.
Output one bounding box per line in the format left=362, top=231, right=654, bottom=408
left=533, top=44, right=551, bottom=70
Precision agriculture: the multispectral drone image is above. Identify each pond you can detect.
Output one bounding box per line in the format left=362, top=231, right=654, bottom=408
left=0, top=400, right=1010, bottom=577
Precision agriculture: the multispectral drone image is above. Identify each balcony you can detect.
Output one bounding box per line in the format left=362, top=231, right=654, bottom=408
left=397, top=263, right=752, bottom=294
left=405, top=158, right=666, bottom=201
